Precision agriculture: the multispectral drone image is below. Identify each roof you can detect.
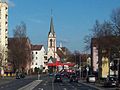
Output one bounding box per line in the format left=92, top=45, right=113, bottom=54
left=57, top=48, right=65, bottom=59
left=48, top=17, right=55, bottom=36
left=31, top=45, right=43, bottom=50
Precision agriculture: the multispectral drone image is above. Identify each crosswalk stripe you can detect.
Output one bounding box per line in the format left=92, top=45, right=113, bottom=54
left=18, top=80, right=42, bottom=90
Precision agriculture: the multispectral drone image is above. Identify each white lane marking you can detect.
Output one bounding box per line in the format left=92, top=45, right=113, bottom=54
left=52, top=79, right=54, bottom=90
left=38, top=88, right=43, bottom=90
left=18, top=80, right=42, bottom=90
left=63, top=88, right=67, bottom=90
left=0, top=86, right=4, bottom=88
left=43, top=83, right=46, bottom=86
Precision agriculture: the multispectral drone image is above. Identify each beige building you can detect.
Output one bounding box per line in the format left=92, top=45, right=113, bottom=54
left=0, top=2, right=8, bottom=66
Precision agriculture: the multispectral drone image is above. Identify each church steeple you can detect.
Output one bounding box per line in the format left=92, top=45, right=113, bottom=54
left=48, top=16, right=57, bottom=59
left=49, top=17, right=55, bottom=36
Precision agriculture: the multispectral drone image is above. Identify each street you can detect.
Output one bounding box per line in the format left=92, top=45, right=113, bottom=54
left=0, top=75, right=99, bottom=90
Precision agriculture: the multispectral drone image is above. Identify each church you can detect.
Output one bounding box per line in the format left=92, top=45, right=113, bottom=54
left=47, top=16, right=67, bottom=72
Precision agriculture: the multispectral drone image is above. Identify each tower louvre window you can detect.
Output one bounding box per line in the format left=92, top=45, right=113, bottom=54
left=50, top=39, right=52, bottom=47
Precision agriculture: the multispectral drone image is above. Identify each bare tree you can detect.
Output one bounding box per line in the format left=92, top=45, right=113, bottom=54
left=111, top=8, right=120, bottom=36
left=0, top=47, right=6, bottom=67
left=8, top=22, right=32, bottom=72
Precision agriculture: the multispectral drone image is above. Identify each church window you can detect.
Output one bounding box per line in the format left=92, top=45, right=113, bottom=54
left=50, top=39, right=52, bottom=47
left=36, top=57, right=38, bottom=60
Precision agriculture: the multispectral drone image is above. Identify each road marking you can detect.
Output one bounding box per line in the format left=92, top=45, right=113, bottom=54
left=18, top=80, right=42, bottom=90
left=77, top=84, right=81, bottom=87
left=63, top=88, right=67, bottom=90
left=0, top=86, right=4, bottom=89
left=38, top=88, right=44, bottom=90
left=43, top=83, right=46, bottom=86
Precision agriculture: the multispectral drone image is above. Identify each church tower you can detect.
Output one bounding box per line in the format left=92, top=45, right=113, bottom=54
left=47, top=17, right=57, bottom=59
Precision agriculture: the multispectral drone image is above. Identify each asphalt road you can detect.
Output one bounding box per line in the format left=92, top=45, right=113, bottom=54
left=0, top=75, right=112, bottom=90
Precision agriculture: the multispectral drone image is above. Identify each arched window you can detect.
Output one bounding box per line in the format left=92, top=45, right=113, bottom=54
left=50, top=39, right=52, bottom=47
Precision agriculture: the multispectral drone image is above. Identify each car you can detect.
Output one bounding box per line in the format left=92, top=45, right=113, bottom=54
left=20, top=73, right=25, bottom=78
left=49, top=73, right=54, bottom=76
left=103, top=76, right=119, bottom=87
left=54, top=74, right=62, bottom=83
left=69, top=75, right=78, bottom=82
left=16, top=72, right=21, bottom=79
left=86, top=75, right=96, bottom=83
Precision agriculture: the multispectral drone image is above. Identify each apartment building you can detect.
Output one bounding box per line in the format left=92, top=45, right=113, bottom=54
left=0, top=2, right=8, bottom=66
left=31, top=45, right=46, bottom=72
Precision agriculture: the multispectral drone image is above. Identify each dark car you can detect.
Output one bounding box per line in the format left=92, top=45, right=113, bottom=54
left=20, top=73, right=25, bottom=78
left=16, top=72, right=21, bottom=79
left=69, top=75, right=78, bottom=82
left=103, top=76, right=119, bottom=87
left=54, top=74, right=62, bottom=83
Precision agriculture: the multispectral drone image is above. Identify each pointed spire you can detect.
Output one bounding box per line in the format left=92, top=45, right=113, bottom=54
left=49, top=9, right=55, bottom=35
left=49, top=17, right=55, bottom=34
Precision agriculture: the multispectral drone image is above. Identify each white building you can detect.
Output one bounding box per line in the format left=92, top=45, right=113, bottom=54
left=31, top=45, right=46, bottom=72
left=0, top=2, right=8, bottom=66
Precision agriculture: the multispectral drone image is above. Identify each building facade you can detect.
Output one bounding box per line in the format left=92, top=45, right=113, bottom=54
left=31, top=45, right=46, bottom=72
left=0, top=2, right=8, bottom=66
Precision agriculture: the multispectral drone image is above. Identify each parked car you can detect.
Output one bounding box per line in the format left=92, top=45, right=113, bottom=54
left=86, top=75, right=96, bottom=83
left=103, top=76, right=119, bottom=87
left=16, top=71, right=25, bottom=79
left=20, top=73, right=25, bottom=78
left=16, top=72, right=21, bottom=79
left=69, top=75, right=78, bottom=82
left=54, top=74, right=62, bottom=83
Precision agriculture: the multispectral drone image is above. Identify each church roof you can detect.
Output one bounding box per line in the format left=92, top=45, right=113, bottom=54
left=48, top=17, right=55, bottom=35
left=56, top=47, right=67, bottom=62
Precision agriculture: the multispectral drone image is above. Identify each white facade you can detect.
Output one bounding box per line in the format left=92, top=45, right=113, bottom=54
left=92, top=46, right=98, bottom=72
left=31, top=46, right=46, bottom=71
left=0, top=2, right=8, bottom=65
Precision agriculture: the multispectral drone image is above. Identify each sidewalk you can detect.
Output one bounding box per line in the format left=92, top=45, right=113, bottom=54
left=79, top=79, right=120, bottom=90
left=0, top=76, right=15, bottom=85
left=79, top=79, right=104, bottom=90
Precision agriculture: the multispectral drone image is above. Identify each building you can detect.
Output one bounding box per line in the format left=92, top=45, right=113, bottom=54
left=31, top=45, right=46, bottom=72
left=47, top=16, right=58, bottom=60
left=0, top=2, right=8, bottom=66
left=91, top=38, right=98, bottom=73
left=91, top=36, right=120, bottom=79
left=47, top=16, right=75, bottom=73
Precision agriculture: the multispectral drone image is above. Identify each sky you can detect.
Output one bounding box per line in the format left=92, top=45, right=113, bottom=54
left=7, top=0, right=120, bottom=52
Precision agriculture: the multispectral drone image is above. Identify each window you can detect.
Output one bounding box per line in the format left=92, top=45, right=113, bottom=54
left=5, top=14, right=8, bottom=19
left=50, top=39, right=52, bottom=47
left=36, top=57, right=38, bottom=60
left=36, top=52, right=37, bottom=54
left=36, top=63, right=37, bottom=65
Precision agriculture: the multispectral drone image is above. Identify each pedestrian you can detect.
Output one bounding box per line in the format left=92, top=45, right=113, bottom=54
left=1, top=68, right=4, bottom=78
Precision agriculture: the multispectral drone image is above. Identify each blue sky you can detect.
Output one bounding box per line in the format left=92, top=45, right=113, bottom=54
left=8, top=0, right=120, bottom=52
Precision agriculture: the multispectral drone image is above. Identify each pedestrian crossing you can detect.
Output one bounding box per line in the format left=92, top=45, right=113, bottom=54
left=18, top=80, right=42, bottom=90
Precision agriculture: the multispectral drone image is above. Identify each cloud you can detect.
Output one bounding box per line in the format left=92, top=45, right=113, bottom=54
left=0, top=0, right=15, bottom=7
